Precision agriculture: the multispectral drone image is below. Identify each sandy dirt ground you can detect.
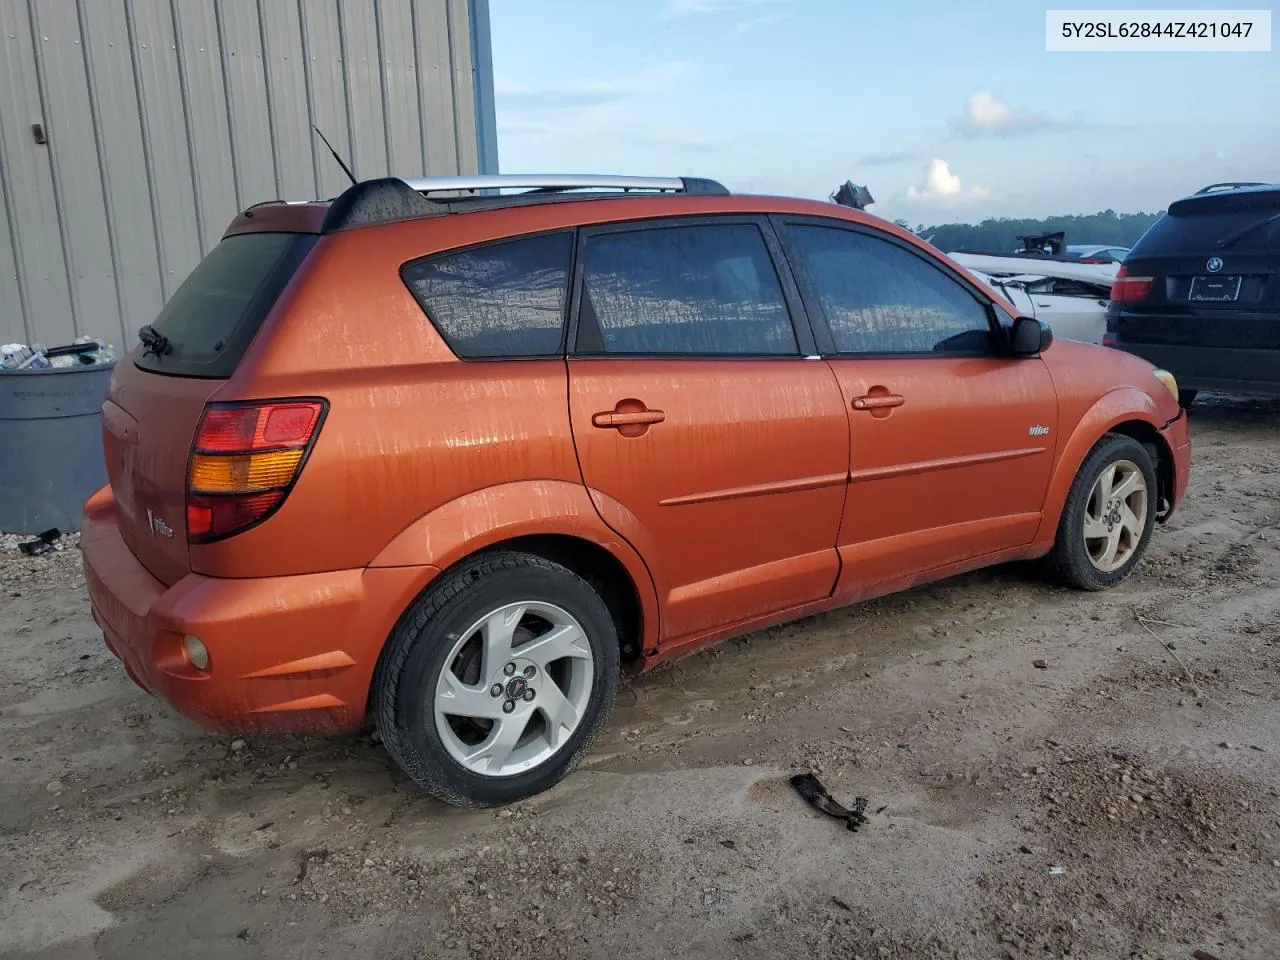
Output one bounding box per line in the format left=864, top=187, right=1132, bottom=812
left=2, top=395, right=1278, bottom=960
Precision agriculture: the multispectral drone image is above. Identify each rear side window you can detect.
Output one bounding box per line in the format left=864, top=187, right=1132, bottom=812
left=137, top=232, right=315, bottom=377
left=785, top=225, right=994, bottom=355
left=576, top=223, right=798, bottom=356
left=403, top=232, right=574, bottom=358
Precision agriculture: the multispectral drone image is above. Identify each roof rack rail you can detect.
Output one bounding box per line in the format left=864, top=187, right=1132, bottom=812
left=1194, top=181, right=1271, bottom=195
left=321, top=175, right=729, bottom=234
left=398, top=174, right=728, bottom=195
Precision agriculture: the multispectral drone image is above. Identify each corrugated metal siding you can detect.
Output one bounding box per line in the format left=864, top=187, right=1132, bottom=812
left=0, top=0, right=495, bottom=351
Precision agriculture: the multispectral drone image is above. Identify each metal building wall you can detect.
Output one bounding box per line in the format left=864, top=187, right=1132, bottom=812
left=0, top=0, right=497, bottom=352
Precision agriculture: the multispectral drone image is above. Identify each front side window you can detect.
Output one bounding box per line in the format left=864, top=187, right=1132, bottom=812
left=403, top=232, right=574, bottom=358
left=785, top=225, right=995, bottom=355
left=577, top=223, right=798, bottom=356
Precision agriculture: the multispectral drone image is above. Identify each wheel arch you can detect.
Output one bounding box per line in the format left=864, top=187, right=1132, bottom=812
left=1105, top=420, right=1175, bottom=520
left=1036, top=388, right=1172, bottom=546
left=368, top=480, right=660, bottom=662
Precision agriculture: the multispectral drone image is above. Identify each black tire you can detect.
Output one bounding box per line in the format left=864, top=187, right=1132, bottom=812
left=1046, top=434, right=1159, bottom=591
left=374, top=551, right=620, bottom=807
left=1178, top=389, right=1199, bottom=409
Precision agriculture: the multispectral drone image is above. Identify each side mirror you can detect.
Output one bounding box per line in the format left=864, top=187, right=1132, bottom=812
left=1010, top=316, right=1053, bottom=356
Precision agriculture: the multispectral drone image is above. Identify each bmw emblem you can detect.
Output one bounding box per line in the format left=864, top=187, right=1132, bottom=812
left=1205, top=257, right=1223, bottom=273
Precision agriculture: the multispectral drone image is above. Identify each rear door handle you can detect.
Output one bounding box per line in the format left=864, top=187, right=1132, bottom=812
left=852, top=394, right=904, bottom=411
left=592, top=409, right=665, bottom=428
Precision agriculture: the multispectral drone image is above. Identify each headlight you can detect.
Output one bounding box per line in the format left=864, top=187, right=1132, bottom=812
left=1152, top=369, right=1178, bottom=401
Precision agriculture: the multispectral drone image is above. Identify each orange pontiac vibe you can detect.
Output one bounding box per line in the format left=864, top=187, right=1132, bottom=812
left=82, top=174, right=1192, bottom=807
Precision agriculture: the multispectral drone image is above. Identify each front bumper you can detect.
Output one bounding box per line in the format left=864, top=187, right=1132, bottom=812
left=81, top=486, right=436, bottom=732
left=1158, top=410, right=1192, bottom=520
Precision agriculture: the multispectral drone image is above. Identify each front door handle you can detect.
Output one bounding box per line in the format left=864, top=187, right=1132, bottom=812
left=852, top=394, right=904, bottom=411
left=592, top=401, right=666, bottom=438
left=592, top=409, right=665, bottom=428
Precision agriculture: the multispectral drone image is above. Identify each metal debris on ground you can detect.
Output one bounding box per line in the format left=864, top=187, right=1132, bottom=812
left=789, top=772, right=869, bottom=832
left=18, top=529, right=62, bottom=556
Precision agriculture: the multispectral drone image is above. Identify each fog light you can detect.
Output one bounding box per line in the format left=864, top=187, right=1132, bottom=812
left=183, top=634, right=209, bottom=670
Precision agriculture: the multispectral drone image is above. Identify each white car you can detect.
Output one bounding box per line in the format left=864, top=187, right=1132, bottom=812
left=963, top=268, right=1112, bottom=345
left=1065, top=244, right=1129, bottom=263
left=947, top=252, right=1120, bottom=285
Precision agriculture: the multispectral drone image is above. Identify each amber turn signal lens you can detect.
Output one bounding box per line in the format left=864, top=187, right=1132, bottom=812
left=189, top=449, right=305, bottom=493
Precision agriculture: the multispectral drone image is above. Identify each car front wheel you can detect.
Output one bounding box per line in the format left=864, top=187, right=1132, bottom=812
left=374, top=551, right=620, bottom=807
left=1047, top=434, right=1159, bottom=591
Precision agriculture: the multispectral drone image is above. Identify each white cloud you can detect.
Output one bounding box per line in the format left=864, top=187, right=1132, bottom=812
left=858, top=149, right=919, bottom=167
left=904, top=159, right=990, bottom=203
left=496, top=61, right=727, bottom=164
left=662, top=0, right=789, bottom=18
left=495, top=62, right=690, bottom=111
left=731, top=10, right=791, bottom=35
left=952, top=92, right=1068, bottom=140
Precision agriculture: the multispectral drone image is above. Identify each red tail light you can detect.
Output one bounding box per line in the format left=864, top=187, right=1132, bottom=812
left=1102, top=332, right=1119, bottom=348
left=187, top=399, right=326, bottom=543
left=1109, top=264, right=1154, bottom=302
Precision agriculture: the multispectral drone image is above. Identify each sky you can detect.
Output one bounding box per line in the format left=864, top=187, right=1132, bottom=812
left=488, top=0, right=1280, bottom=225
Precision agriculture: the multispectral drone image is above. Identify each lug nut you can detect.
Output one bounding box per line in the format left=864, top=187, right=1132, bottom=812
left=503, top=662, right=516, bottom=676
left=490, top=683, right=503, bottom=698
left=522, top=688, right=535, bottom=702
left=502, top=699, right=516, bottom=714
left=523, top=665, right=536, bottom=678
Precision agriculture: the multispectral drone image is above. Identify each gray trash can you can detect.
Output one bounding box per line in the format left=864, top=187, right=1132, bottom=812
left=0, top=362, right=115, bottom=534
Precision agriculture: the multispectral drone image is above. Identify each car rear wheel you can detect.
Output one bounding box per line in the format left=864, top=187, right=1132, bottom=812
left=374, top=551, right=620, bottom=807
left=1047, top=434, right=1158, bottom=591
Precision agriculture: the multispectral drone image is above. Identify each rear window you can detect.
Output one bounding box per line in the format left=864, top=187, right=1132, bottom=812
left=402, top=232, right=575, bottom=359
left=1135, top=202, right=1280, bottom=257
left=136, top=232, right=316, bottom=377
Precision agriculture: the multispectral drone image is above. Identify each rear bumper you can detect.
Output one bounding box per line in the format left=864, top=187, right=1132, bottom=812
left=1110, top=338, right=1280, bottom=396
left=81, top=486, right=437, bottom=733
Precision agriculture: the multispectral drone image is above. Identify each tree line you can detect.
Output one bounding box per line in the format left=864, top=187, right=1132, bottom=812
left=891, top=210, right=1164, bottom=253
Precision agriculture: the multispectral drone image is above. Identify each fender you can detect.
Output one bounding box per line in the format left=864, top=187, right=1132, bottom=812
left=368, top=479, right=661, bottom=653
left=1032, top=387, right=1170, bottom=549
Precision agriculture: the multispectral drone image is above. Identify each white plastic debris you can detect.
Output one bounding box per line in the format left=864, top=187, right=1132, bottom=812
left=1, top=336, right=115, bottom=370
left=1049, top=866, right=1067, bottom=876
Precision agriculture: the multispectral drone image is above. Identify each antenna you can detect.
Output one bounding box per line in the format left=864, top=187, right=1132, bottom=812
left=312, top=125, right=357, bottom=186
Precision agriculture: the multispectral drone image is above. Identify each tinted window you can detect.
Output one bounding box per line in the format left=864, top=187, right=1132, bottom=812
left=786, top=226, right=994, bottom=355
left=578, top=224, right=797, bottom=355
left=137, top=232, right=316, bottom=377
left=404, top=232, right=574, bottom=358
left=1134, top=206, right=1280, bottom=256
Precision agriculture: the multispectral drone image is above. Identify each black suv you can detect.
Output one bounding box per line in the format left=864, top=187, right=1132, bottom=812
left=1106, top=181, right=1280, bottom=405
